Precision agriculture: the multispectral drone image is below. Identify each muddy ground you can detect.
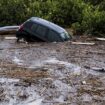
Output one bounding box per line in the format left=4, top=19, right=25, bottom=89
left=0, top=35, right=105, bottom=105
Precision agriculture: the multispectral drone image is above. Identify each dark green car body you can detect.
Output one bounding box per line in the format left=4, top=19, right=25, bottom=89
left=16, top=17, right=72, bottom=42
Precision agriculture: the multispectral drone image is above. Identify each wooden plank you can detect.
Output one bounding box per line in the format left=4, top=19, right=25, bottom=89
left=71, top=42, right=95, bottom=45
left=5, top=37, right=17, bottom=40
left=96, top=38, right=105, bottom=41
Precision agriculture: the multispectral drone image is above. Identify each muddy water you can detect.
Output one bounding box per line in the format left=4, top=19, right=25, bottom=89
left=0, top=35, right=105, bottom=105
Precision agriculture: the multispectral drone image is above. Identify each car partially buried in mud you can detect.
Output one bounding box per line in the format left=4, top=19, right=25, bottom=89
left=16, top=17, right=72, bottom=42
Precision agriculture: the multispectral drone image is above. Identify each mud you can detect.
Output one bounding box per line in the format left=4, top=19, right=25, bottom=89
left=0, top=35, right=105, bottom=105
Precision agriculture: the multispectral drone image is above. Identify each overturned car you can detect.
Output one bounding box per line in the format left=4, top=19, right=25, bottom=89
left=16, top=17, right=72, bottom=42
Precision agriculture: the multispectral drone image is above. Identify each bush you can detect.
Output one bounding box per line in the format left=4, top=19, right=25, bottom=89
left=72, top=3, right=105, bottom=35
left=0, top=0, right=105, bottom=36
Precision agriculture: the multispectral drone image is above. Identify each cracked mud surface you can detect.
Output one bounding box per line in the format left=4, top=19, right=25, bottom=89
left=0, top=35, right=105, bottom=105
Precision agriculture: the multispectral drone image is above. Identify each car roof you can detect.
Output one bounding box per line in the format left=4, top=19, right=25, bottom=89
left=29, top=17, right=66, bottom=33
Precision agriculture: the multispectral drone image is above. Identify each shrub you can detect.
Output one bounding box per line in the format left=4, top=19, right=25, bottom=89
left=0, top=0, right=105, bottom=36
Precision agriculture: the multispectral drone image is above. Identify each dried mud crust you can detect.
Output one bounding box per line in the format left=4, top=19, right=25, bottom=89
left=0, top=35, right=105, bottom=105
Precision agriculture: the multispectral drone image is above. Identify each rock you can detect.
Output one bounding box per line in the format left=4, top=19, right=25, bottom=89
left=81, top=81, right=86, bottom=85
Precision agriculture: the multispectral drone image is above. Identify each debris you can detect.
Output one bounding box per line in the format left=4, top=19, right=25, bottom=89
left=71, top=42, right=95, bottom=45
left=96, top=38, right=105, bottom=41
left=27, top=99, right=43, bottom=105
left=0, top=78, right=19, bottom=83
left=0, top=34, right=105, bottom=105
left=81, top=81, right=86, bottom=85
left=91, top=67, right=105, bottom=72
left=5, top=37, right=17, bottom=40
left=13, top=56, right=23, bottom=65
left=84, top=66, right=91, bottom=69
left=53, top=42, right=57, bottom=43
left=81, top=94, right=92, bottom=102
left=84, top=66, right=105, bottom=72
left=40, top=87, right=46, bottom=95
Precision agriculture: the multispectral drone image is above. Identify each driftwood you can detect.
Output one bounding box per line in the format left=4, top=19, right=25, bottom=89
left=96, top=38, right=105, bottom=41
left=91, top=67, right=105, bottom=72
left=0, top=26, right=19, bottom=35
left=71, top=41, right=95, bottom=45
left=84, top=66, right=105, bottom=72
left=5, top=37, right=17, bottom=40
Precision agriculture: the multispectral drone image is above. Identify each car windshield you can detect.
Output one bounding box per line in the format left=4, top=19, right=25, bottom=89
left=60, top=32, right=70, bottom=40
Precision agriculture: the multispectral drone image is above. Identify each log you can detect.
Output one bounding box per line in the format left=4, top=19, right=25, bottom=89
left=71, top=41, right=95, bottom=45
left=5, top=37, right=17, bottom=40
left=96, top=38, right=105, bottom=41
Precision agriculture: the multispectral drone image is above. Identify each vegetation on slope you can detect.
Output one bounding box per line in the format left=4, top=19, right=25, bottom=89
left=0, top=0, right=105, bottom=35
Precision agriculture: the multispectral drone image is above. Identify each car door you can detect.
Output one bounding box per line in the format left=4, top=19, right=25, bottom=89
left=46, top=30, right=61, bottom=42
left=35, top=24, right=48, bottom=41
left=24, top=21, right=34, bottom=33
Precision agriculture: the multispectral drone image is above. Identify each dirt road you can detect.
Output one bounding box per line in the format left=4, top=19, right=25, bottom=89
left=0, top=35, right=105, bottom=105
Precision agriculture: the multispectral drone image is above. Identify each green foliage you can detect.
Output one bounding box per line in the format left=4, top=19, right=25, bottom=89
left=83, top=0, right=104, bottom=6
left=72, top=2, right=105, bottom=35
left=0, top=0, right=105, bottom=35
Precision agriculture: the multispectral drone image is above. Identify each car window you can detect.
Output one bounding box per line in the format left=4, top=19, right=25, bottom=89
left=24, top=21, right=33, bottom=29
left=47, top=30, right=61, bottom=42
left=36, top=25, right=47, bottom=37
left=31, top=23, right=38, bottom=32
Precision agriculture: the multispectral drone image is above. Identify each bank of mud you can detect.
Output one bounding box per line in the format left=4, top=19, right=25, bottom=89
left=0, top=35, right=105, bottom=105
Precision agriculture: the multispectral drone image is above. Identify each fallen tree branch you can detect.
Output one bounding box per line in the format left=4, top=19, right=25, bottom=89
left=71, top=41, right=95, bottom=45
left=95, top=38, right=105, bottom=41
